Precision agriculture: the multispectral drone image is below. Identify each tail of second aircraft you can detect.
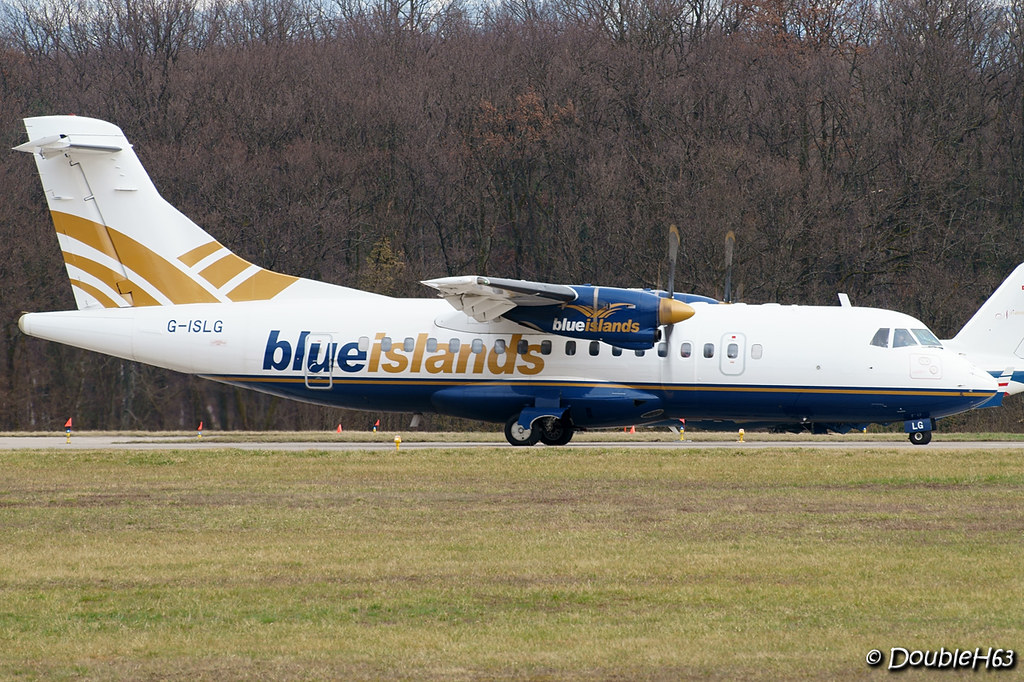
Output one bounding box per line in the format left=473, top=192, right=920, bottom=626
left=945, top=262, right=1024, bottom=395
left=15, top=115, right=366, bottom=310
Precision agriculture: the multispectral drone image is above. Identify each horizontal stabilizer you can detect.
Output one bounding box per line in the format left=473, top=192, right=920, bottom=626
left=14, top=133, right=122, bottom=158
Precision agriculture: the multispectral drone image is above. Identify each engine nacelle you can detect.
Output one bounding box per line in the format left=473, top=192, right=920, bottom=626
left=503, top=286, right=694, bottom=350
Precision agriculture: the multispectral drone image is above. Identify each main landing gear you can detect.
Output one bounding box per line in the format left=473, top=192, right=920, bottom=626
left=504, top=415, right=575, bottom=446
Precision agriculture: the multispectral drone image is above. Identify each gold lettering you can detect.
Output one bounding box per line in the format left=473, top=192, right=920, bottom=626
left=456, top=343, right=473, bottom=373
left=424, top=344, right=455, bottom=374
left=369, top=332, right=385, bottom=372
left=487, top=334, right=521, bottom=375
left=410, top=333, right=428, bottom=372
left=518, top=344, right=545, bottom=375
left=381, top=345, right=408, bottom=373
left=472, top=345, right=487, bottom=373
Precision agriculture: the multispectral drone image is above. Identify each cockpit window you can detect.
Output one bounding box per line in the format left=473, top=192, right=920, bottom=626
left=892, top=328, right=918, bottom=347
left=870, top=328, right=889, bottom=348
left=912, top=329, right=942, bottom=347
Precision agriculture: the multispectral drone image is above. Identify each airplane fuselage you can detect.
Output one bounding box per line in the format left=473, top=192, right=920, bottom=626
left=19, top=297, right=997, bottom=429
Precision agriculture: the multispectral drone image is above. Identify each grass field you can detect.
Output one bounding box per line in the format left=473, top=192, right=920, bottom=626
left=10, top=428, right=1024, bottom=444
left=1, top=445, right=1021, bottom=680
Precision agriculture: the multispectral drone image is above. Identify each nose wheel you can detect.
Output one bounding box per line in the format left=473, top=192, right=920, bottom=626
left=908, top=430, right=932, bottom=445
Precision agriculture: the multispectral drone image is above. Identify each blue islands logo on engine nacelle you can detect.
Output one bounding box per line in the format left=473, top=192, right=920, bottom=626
left=504, top=285, right=692, bottom=350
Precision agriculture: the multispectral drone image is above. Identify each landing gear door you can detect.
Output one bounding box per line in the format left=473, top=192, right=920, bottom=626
left=304, top=333, right=334, bottom=389
left=720, top=333, right=746, bottom=376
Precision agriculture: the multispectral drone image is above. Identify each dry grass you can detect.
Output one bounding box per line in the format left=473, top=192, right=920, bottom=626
left=7, top=428, right=1024, bottom=444
left=0, top=446, right=1021, bottom=680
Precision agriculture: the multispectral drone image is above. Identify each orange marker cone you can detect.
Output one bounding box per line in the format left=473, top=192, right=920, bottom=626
left=629, top=425, right=636, bottom=434
left=65, top=417, right=72, bottom=444
left=197, top=421, right=203, bottom=439
left=337, top=424, right=342, bottom=433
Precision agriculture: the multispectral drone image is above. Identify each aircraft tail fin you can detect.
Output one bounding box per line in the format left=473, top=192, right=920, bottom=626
left=946, top=263, right=1024, bottom=394
left=15, top=116, right=304, bottom=310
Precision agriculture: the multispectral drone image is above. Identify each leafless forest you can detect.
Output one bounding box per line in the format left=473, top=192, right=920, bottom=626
left=1, top=0, right=1023, bottom=431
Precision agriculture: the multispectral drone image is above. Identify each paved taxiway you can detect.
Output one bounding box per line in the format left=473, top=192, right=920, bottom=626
left=0, top=435, right=1021, bottom=450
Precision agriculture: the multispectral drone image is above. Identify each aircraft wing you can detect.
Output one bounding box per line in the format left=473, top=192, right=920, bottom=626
left=422, top=276, right=577, bottom=322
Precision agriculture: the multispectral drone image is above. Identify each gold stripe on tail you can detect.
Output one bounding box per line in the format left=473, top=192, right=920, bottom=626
left=62, top=253, right=161, bottom=307
left=53, top=211, right=297, bottom=305
left=178, top=240, right=223, bottom=267
left=228, top=269, right=298, bottom=302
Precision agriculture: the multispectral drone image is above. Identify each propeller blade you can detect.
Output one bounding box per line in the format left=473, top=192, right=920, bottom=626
left=667, top=224, right=680, bottom=299
left=724, top=230, right=735, bottom=304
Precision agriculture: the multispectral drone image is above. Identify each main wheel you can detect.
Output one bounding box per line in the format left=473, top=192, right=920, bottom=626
left=908, top=430, right=932, bottom=445
left=505, top=415, right=540, bottom=446
left=537, top=417, right=574, bottom=446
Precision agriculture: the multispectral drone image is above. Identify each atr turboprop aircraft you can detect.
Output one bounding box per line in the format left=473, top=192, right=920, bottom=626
left=13, top=116, right=1024, bottom=445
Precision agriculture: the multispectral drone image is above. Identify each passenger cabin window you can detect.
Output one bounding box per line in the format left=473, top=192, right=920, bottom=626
left=703, top=343, right=715, bottom=358
left=612, top=346, right=622, bottom=357
left=635, top=349, right=646, bottom=357
left=680, top=342, right=692, bottom=358
left=448, top=338, right=461, bottom=353
left=471, top=339, right=483, bottom=354
left=589, top=341, right=600, bottom=356
left=358, top=336, right=370, bottom=352
left=912, top=329, right=942, bottom=347
left=566, top=341, right=576, bottom=356
left=381, top=336, right=393, bottom=352
left=727, top=343, right=739, bottom=359
left=870, top=328, right=889, bottom=348
left=403, top=337, right=415, bottom=352
left=494, top=339, right=506, bottom=354
left=426, top=337, right=438, bottom=353
left=540, top=340, right=552, bottom=355
left=893, top=328, right=918, bottom=348
left=751, top=344, right=763, bottom=360
left=517, top=339, right=529, bottom=354
left=657, top=342, right=668, bottom=358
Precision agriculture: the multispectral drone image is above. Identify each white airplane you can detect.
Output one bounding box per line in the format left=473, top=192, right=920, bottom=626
left=13, top=116, right=1023, bottom=445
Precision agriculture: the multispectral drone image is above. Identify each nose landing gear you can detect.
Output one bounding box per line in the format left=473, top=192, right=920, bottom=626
left=905, top=418, right=934, bottom=445
left=908, top=430, right=932, bottom=445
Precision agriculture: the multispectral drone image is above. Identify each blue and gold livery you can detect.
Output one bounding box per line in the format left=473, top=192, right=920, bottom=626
left=423, top=277, right=699, bottom=350
left=13, top=116, right=1018, bottom=448
left=503, top=286, right=695, bottom=349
